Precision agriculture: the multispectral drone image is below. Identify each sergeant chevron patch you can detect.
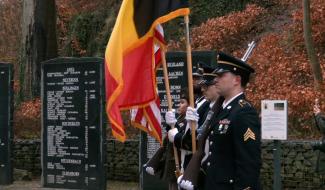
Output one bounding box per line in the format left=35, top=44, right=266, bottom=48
left=244, top=128, right=256, bottom=141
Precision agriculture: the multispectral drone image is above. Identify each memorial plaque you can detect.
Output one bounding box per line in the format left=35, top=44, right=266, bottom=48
left=0, top=63, right=13, bottom=185
left=261, top=100, right=288, bottom=140
left=140, top=51, right=216, bottom=190
left=41, top=58, right=106, bottom=189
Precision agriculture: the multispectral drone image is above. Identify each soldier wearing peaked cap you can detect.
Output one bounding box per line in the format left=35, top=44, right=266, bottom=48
left=192, top=63, right=206, bottom=110
left=167, top=64, right=220, bottom=173
left=177, top=63, right=224, bottom=190
left=196, top=64, right=219, bottom=126
left=200, top=52, right=262, bottom=190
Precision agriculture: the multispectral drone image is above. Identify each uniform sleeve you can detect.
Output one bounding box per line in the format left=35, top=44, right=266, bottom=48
left=232, top=107, right=261, bottom=190
left=174, top=126, right=192, bottom=151
left=315, top=113, right=325, bottom=134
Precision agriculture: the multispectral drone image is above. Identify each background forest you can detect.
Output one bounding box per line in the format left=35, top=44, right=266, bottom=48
left=1, top=0, right=325, bottom=140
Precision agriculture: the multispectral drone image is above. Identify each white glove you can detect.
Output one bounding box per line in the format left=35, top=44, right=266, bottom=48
left=145, top=166, right=155, bottom=175
left=165, top=109, right=177, bottom=126
left=185, top=107, right=199, bottom=122
left=177, top=174, right=183, bottom=185
left=168, top=128, right=178, bottom=143
left=179, top=179, right=194, bottom=190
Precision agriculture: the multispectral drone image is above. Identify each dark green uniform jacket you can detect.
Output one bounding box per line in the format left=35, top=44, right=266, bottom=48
left=201, top=94, right=261, bottom=190
left=174, top=101, right=210, bottom=170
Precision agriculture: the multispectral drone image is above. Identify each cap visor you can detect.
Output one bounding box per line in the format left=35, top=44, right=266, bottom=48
left=214, top=69, right=230, bottom=75
left=193, top=73, right=202, bottom=77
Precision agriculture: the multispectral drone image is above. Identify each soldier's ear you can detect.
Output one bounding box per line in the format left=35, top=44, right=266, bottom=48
left=234, top=75, right=241, bottom=86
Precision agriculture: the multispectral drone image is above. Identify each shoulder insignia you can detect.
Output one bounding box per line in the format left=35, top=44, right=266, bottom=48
left=238, top=99, right=251, bottom=108
left=244, top=128, right=256, bottom=141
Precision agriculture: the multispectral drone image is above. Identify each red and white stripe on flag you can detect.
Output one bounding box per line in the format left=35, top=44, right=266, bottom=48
left=130, top=25, right=165, bottom=143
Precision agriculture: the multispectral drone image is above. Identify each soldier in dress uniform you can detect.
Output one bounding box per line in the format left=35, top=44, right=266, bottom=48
left=193, top=63, right=205, bottom=105
left=197, top=64, right=219, bottom=127
left=204, top=52, right=261, bottom=190
left=145, top=89, right=190, bottom=190
left=181, top=52, right=261, bottom=190
left=178, top=65, right=224, bottom=190
left=167, top=63, right=220, bottom=173
left=192, top=64, right=210, bottom=126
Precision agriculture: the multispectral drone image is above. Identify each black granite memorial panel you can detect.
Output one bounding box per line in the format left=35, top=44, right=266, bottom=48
left=41, top=58, right=106, bottom=189
left=0, top=63, right=13, bottom=185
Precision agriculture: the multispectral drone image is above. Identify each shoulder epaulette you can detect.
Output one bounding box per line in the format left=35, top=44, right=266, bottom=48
left=238, top=99, right=251, bottom=108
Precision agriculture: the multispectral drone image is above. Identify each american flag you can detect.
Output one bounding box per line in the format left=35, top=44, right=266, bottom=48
left=130, top=25, right=165, bottom=144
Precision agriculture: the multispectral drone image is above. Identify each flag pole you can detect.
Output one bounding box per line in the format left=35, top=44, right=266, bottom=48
left=161, top=48, right=182, bottom=177
left=184, top=15, right=196, bottom=153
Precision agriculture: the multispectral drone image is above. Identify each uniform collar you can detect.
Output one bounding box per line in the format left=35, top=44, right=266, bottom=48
left=215, top=93, right=245, bottom=122
left=176, top=114, right=186, bottom=125
left=195, top=95, right=205, bottom=104
left=222, top=92, right=244, bottom=109
left=196, top=98, right=207, bottom=110
left=209, top=101, right=216, bottom=109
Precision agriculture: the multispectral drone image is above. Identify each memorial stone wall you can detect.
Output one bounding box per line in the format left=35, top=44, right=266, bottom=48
left=11, top=139, right=325, bottom=189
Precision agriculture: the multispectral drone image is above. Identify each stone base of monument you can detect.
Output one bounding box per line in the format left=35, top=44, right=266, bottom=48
left=13, top=169, right=32, bottom=181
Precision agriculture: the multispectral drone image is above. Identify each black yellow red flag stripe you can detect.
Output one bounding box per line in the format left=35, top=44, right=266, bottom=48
left=133, top=0, right=189, bottom=37
left=105, top=0, right=189, bottom=142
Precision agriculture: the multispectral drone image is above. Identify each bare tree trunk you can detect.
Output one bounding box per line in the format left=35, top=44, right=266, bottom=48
left=20, top=0, right=58, bottom=100
left=303, top=0, right=323, bottom=91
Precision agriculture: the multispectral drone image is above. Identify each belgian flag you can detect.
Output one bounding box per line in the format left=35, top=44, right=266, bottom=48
left=105, top=0, right=189, bottom=142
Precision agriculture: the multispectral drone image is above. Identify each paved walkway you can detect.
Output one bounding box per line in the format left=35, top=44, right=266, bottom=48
left=0, top=180, right=139, bottom=190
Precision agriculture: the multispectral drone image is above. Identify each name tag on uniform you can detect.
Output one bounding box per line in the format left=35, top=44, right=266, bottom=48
left=219, top=119, right=230, bottom=125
